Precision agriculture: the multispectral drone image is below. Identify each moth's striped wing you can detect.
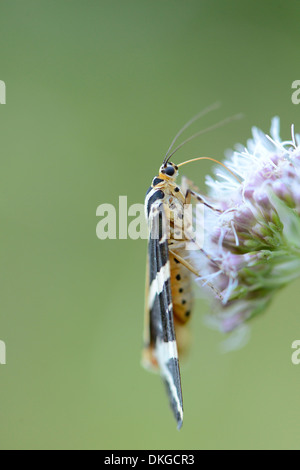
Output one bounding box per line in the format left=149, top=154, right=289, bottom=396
left=143, top=201, right=184, bottom=430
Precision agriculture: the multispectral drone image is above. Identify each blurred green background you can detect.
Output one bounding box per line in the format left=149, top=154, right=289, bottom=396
left=0, top=0, right=300, bottom=450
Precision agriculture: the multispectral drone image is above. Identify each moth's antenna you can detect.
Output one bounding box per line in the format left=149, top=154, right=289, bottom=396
left=165, top=113, right=244, bottom=165
left=163, top=102, right=221, bottom=165
left=177, top=156, right=242, bottom=183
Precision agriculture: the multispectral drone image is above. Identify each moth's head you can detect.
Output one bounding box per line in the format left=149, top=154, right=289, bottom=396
left=158, top=161, right=178, bottom=181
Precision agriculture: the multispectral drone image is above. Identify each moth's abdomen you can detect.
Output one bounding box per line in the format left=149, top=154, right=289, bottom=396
left=169, top=256, right=193, bottom=358
left=170, top=256, right=194, bottom=323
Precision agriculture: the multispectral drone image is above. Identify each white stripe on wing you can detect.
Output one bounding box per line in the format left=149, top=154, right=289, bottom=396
left=148, top=261, right=170, bottom=310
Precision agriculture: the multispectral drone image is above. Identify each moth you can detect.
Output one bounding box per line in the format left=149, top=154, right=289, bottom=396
left=142, top=105, right=241, bottom=429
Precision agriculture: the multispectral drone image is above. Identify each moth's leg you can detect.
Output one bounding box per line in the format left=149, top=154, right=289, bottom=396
left=186, top=189, right=239, bottom=254
left=181, top=189, right=221, bottom=260
left=169, top=245, right=223, bottom=301
left=168, top=247, right=200, bottom=277
left=170, top=192, right=224, bottom=299
left=180, top=176, right=199, bottom=196
left=186, top=189, right=222, bottom=213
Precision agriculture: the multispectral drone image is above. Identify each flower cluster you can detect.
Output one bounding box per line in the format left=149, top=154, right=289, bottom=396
left=191, top=118, right=300, bottom=337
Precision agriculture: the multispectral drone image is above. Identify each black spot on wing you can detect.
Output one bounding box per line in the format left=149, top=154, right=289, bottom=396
left=148, top=237, right=157, bottom=285
left=149, top=245, right=174, bottom=343
left=148, top=206, right=168, bottom=284
left=154, top=233, right=176, bottom=344
left=163, top=357, right=183, bottom=430
left=166, top=358, right=183, bottom=402
left=149, top=203, right=168, bottom=243
left=148, top=214, right=175, bottom=345
left=152, top=177, right=164, bottom=186
left=150, top=290, right=174, bottom=343
left=147, top=189, right=164, bottom=217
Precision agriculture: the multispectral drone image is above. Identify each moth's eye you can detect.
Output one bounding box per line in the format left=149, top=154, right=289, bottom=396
left=164, top=166, right=175, bottom=176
